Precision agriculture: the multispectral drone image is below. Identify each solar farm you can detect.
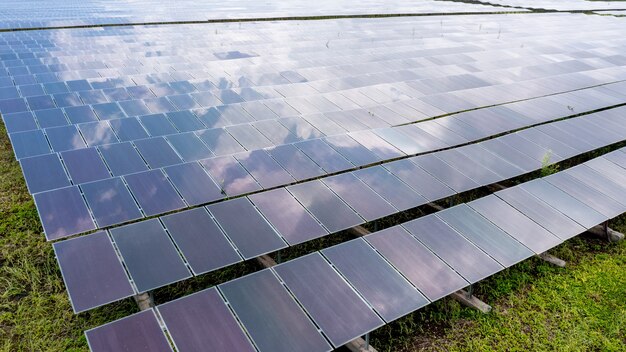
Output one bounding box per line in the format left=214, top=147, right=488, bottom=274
left=1, top=1, right=626, bottom=351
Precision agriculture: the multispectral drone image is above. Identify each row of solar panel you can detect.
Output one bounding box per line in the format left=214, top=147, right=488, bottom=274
left=83, top=147, right=626, bottom=352
left=25, top=82, right=626, bottom=240
left=53, top=105, right=626, bottom=313
left=0, top=0, right=517, bottom=30
left=6, top=63, right=621, bottom=164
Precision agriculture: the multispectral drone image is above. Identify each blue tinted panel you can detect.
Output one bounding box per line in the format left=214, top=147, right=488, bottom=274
left=34, top=186, right=96, bottom=240
left=20, top=153, right=70, bottom=193
left=61, top=147, right=110, bottom=184
left=134, top=137, right=182, bottom=168
left=164, top=162, right=224, bottom=206
left=124, top=170, right=186, bottom=217
left=81, top=178, right=142, bottom=228
left=9, top=129, right=50, bottom=159
left=98, top=142, right=148, bottom=176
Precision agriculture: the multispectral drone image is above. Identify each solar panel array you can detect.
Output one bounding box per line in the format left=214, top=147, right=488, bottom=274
left=0, top=0, right=518, bottom=30
left=83, top=148, right=626, bottom=352
left=3, top=15, right=626, bottom=242
left=2, top=6, right=626, bottom=352
left=53, top=102, right=626, bottom=313
left=471, top=0, right=626, bottom=11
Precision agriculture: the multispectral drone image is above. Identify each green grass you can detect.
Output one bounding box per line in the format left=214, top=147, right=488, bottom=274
left=1, top=120, right=626, bottom=351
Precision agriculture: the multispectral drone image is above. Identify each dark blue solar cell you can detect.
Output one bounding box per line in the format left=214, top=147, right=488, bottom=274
left=144, top=97, right=177, bottom=114
left=134, top=137, right=182, bottom=168
left=45, top=125, right=87, bottom=152
left=166, top=110, right=204, bottom=132
left=20, top=153, right=70, bottom=193
left=119, top=100, right=151, bottom=116
left=164, top=162, right=224, bottom=206
left=215, top=89, right=244, bottom=104
left=158, top=288, right=255, bottom=352
left=104, top=88, right=132, bottom=102
left=249, top=188, right=328, bottom=245
left=166, top=133, right=213, bottom=162
left=161, top=208, right=241, bottom=275
left=66, top=79, right=92, bottom=92
left=34, top=186, right=96, bottom=240
left=98, top=142, right=148, bottom=176
left=2, top=111, right=37, bottom=133
left=295, top=138, right=353, bottom=173
left=234, top=150, right=295, bottom=189
left=383, top=159, right=455, bottom=201
left=61, top=147, right=110, bottom=184
left=109, top=117, right=149, bottom=141
left=93, top=102, right=126, bottom=120
left=34, top=108, right=67, bottom=128
left=81, top=177, right=142, bottom=227
left=266, top=144, right=325, bottom=181
left=78, top=121, right=119, bottom=146
left=79, top=90, right=108, bottom=105
left=128, top=85, right=156, bottom=99
left=86, top=310, right=173, bottom=352
left=322, top=239, right=429, bottom=322
left=124, top=170, right=186, bottom=216
left=18, top=84, right=45, bottom=97
left=64, top=105, right=98, bottom=124
left=288, top=180, right=363, bottom=233
left=26, top=95, right=56, bottom=110
left=0, top=86, right=19, bottom=99
left=110, top=219, right=191, bottom=293
left=168, top=94, right=201, bottom=110
left=43, top=82, right=68, bottom=94
left=323, top=173, right=397, bottom=221
left=324, top=134, right=380, bottom=166
left=53, top=231, right=135, bottom=313
left=138, top=113, right=178, bottom=136
left=219, top=270, right=331, bottom=352
left=191, top=91, right=222, bottom=108
left=354, top=166, right=428, bottom=211
left=53, top=92, right=83, bottom=107
left=208, top=197, right=287, bottom=259
left=196, top=128, right=245, bottom=156
left=9, top=129, right=50, bottom=159
left=273, top=253, right=384, bottom=347
left=0, top=98, right=28, bottom=114
left=199, top=156, right=261, bottom=196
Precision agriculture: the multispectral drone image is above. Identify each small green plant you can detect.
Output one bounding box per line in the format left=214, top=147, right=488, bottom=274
left=540, top=150, right=559, bottom=177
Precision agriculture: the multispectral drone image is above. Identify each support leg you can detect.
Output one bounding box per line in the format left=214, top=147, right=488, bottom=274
left=537, top=252, right=566, bottom=267
left=451, top=286, right=492, bottom=314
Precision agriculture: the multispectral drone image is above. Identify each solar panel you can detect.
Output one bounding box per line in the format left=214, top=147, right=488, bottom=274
left=196, top=128, right=246, bottom=156
left=53, top=231, right=134, bottom=313
left=163, top=162, right=224, bottom=206
left=166, top=132, right=214, bottom=162
left=437, top=205, right=534, bottom=267
left=78, top=121, right=119, bottom=146
left=565, top=165, right=626, bottom=204
left=353, top=166, right=428, bottom=211
left=322, top=239, right=429, bottom=322
left=248, top=188, right=328, bottom=245
left=158, top=288, right=256, bottom=352
left=323, top=134, right=380, bottom=166
left=124, top=169, right=186, bottom=216
left=85, top=310, right=173, bottom=352
left=110, top=219, right=191, bottom=292
left=199, top=156, right=261, bottom=196
left=98, top=142, right=149, bottom=176
left=219, top=270, right=331, bottom=352
left=434, top=149, right=502, bottom=186
left=365, top=226, right=468, bottom=301
left=133, top=137, right=183, bottom=168
left=160, top=208, right=241, bottom=274
left=518, top=179, right=607, bottom=229
left=19, top=153, right=70, bottom=193
left=61, top=147, right=110, bottom=184
left=287, top=180, right=363, bottom=233
left=207, top=197, right=287, bottom=259
left=403, top=214, right=503, bottom=283
left=33, top=186, right=96, bottom=240
left=273, top=253, right=384, bottom=347
left=46, top=125, right=87, bottom=152
left=495, top=186, right=585, bottom=240
left=81, top=178, right=143, bottom=228
left=544, top=172, right=625, bottom=219
left=234, top=150, right=295, bottom=189
left=468, top=195, right=562, bottom=254
left=295, top=138, right=354, bottom=173
left=410, top=154, right=480, bottom=193
left=266, top=144, right=325, bottom=181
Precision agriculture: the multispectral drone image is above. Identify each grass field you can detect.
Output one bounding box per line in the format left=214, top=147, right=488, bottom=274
left=1, top=120, right=625, bottom=352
